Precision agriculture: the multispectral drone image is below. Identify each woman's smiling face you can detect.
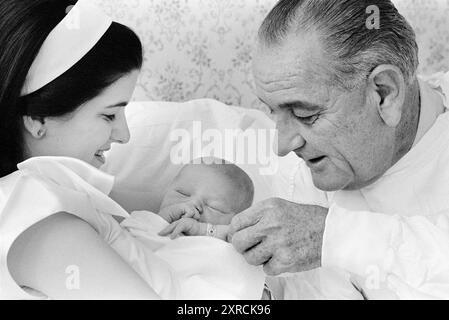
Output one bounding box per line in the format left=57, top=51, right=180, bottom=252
left=24, top=71, right=139, bottom=168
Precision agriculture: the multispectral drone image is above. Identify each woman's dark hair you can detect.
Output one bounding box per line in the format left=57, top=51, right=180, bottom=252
left=0, top=0, right=143, bottom=177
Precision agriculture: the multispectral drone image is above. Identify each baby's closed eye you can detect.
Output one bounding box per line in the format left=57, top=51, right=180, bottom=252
left=176, top=190, right=189, bottom=197
left=204, top=203, right=229, bottom=215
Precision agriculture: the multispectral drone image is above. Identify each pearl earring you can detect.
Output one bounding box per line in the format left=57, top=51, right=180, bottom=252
left=37, top=129, right=44, bottom=137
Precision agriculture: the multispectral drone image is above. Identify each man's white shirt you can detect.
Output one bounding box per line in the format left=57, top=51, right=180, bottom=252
left=275, top=72, right=449, bottom=299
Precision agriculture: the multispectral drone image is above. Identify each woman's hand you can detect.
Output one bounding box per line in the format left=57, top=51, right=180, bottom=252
left=158, top=202, right=201, bottom=223
left=158, top=217, right=206, bottom=239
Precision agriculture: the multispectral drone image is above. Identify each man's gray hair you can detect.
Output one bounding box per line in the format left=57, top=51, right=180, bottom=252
left=258, top=0, right=419, bottom=90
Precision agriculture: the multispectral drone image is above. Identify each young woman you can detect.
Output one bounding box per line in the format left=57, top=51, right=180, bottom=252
left=0, top=0, right=267, bottom=300
left=0, top=0, right=160, bottom=299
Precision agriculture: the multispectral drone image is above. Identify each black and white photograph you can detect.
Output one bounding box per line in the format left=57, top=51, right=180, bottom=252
left=0, top=0, right=449, bottom=304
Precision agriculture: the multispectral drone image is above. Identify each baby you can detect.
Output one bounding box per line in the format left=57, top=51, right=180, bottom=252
left=119, top=157, right=266, bottom=299
left=120, top=157, right=271, bottom=299
left=157, top=157, right=254, bottom=241
left=158, top=158, right=275, bottom=299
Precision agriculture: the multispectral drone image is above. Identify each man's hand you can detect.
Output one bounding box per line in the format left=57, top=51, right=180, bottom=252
left=158, top=202, right=201, bottom=223
left=158, top=217, right=205, bottom=239
left=228, top=198, right=328, bottom=276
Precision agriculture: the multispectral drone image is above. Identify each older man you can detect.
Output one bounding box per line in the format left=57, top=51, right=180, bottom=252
left=229, top=0, right=449, bottom=299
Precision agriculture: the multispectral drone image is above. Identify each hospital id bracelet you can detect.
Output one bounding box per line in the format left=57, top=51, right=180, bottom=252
left=206, top=223, right=217, bottom=237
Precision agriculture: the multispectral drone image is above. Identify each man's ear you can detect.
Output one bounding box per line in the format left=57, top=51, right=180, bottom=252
left=23, top=116, right=46, bottom=139
left=367, top=65, right=406, bottom=128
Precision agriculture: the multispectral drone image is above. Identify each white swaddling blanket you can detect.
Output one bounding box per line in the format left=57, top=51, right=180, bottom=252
left=121, top=211, right=266, bottom=299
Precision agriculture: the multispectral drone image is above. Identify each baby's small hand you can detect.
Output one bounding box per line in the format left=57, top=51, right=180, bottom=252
left=158, top=202, right=201, bottom=223
left=158, top=217, right=206, bottom=239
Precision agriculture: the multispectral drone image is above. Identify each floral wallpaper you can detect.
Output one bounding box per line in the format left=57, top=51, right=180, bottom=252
left=93, top=0, right=449, bottom=111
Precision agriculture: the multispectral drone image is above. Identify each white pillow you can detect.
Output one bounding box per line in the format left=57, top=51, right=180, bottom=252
left=103, top=99, right=289, bottom=213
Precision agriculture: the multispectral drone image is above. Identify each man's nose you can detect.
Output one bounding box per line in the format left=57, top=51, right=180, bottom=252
left=275, top=117, right=305, bottom=156
left=111, top=114, right=131, bottom=144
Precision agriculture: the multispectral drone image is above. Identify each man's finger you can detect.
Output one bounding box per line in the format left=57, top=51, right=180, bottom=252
left=231, top=224, right=265, bottom=254
left=229, top=204, right=263, bottom=236
left=243, top=240, right=273, bottom=266
left=263, top=257, right=285, bottom=276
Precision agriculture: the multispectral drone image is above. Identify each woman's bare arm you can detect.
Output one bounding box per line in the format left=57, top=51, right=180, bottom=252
left=8, top=213, right=160, bottom=300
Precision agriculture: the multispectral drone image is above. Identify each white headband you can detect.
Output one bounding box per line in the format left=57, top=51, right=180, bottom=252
left=21, top=0, right=112, bottom=96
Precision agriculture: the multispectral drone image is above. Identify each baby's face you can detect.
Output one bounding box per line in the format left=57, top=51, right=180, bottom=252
left=160, top=165, right=246, bottom=225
